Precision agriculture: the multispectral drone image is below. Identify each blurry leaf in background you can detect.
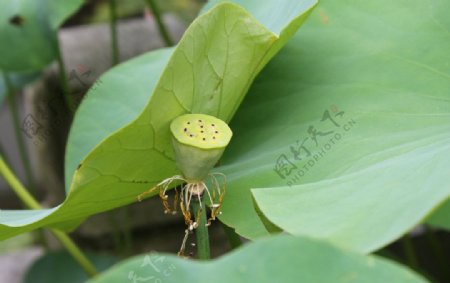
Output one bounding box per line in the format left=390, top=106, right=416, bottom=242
left=45, top=0, right=89, bottom=29
left=22, top=251, right=117, bottom=283
left=88, top=235, right=428, bottom=283
left=0, top=0, right=84, bottom=72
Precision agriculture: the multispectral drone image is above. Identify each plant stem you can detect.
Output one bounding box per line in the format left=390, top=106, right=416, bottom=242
left=2, top=72, right=37, bottom=197
left=401, top=233, right=419, bottom=270
left=144, top=0, right=174, bottom=46
left=191, top=194, right=210, bottom=259
left=222, top=223, right=242, bottom=249
left=0, top=143, right=11, bottom=167
left=51, top=230, right=97, bottom=277
left=53, top=36, right=74, bottom=114
left=0, top=155, right=40, bottom=209
left=0, top=135, right=49, bottom=249
left=108, top=0, right=120, bottom=65
left=0, top=156, right=98, bottom=277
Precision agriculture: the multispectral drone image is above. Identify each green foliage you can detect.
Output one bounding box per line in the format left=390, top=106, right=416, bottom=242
left=88, top=235, right=427, bottom=283
left=219, top=0, right=450, bottom=250
left=0, top=0, right=84, bottom=71
left=0, top=0, right=448, bottom=281
left=0, top=0, right=317, bottom=240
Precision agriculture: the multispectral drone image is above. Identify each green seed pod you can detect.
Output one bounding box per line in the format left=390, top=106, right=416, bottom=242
left=170, top=113, right=232, bottom=182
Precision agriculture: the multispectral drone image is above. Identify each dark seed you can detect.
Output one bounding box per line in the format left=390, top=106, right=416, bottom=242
left=215, top=131, right=219, bottom=133
left=190, top=134, right=193, bottom=137
left=213, top=137, right=216, bottom=139
left=187, top=122, right=190, bottom=124
left=184, top=128, right=187, bottom=131
left=201, top=131, right=204, bottom=133
left=203, top=138, right=206, bottom=141
left=200, top=125, right=204, bottom=128
left=211, top=124, right=215, bottom=126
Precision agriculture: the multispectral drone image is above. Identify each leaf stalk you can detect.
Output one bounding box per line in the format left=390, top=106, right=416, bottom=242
left=0, top=156, right=98, bottom=277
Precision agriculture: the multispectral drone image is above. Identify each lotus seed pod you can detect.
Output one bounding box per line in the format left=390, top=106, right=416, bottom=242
left=170, top=113, right=232, bottom=182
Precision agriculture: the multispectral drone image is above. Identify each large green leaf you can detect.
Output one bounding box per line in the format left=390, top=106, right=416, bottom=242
left=237, top=0, right=450, bottom=252
left=63, top=48, right=173, bottom=191
left=0, top=0, right=84, bottom=71
left=88, top=235, right=427, bottom=283
left=0, top=0, right=316, bottom=240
